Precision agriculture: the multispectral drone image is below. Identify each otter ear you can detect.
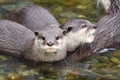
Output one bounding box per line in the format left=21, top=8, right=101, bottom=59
left=81, top=25, right=87, bottom=28
left=62, top=27, right=73, bottom=35
left=34, top=31, right=39, bottom=36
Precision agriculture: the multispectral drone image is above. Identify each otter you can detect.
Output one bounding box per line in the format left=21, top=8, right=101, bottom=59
left=0, top=20, right=66, bottom=62
left=7, top=5, right=67, bottom=62
left=66, top=0, right=120, bottom=62
left=61, top=19, right=96, bottom=52
left=8, top=5, right=96, bottom=52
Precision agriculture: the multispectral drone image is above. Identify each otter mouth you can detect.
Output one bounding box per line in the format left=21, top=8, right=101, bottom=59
left=87, top=34, right=94, bottom=43
left=45, top=48, right=57, bottom=55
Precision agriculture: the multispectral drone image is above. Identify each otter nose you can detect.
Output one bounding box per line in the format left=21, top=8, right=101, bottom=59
left=93, top=26, right=97, bottom=29
left=47, top=42, right=54, bottom=46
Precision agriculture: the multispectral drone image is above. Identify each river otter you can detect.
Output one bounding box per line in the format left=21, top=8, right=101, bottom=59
left=0, top=20, right=66, bottom=62
left=8, top=5, right=96, bottom=52
left=66, top=0, right=120, bottom=62
left=61, top=19, right=96, bottom=51
left=7, top=5, right=67, bottom=62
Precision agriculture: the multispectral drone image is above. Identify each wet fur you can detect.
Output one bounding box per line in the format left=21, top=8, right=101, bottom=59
left=8, top=5, right=67, bottom=62
left=0, top=20, right=35, bottom=57
left=61, top=19, right=96, bottom=51
left=8, top=5, right=60, bottom=32
left=66, top=0, right=120, bottom=62
left=28, top=37, right=66, bottom=61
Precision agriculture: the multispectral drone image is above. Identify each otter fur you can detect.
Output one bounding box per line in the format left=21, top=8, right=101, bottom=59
left=8, top=5, right=96, bottom=52
left=7, top=5, right=67, bottom=62
left=7, top=5, right=98, bottom=62
left=0, top=20, right=66, bottom=62
left=61, top=19, right=96, bottom=51
left=8, top=5, right=60, bottom=32
left=0, top=20, right=34, bottom=59
left=66, top=0, right=120, bottom=62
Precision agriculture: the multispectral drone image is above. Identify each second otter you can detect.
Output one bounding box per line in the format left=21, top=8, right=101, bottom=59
left=61, top=19, right=96, bottom=51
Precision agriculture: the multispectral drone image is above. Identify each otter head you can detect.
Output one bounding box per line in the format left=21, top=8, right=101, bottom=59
left=61, top=19, right=97, bottom=51
left=32, top=25, right=66, bottom=62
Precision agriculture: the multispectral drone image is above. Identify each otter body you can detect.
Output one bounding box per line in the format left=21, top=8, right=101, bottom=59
left=91, top=13, right=120, bottom=52
left=0, top=20, right=34, bottom=58
left=0, top=20, right=66, bottom=62
left=66, top=0, right=120, bottom=62
left=61, top=19, right=96, bottom=51
left=91, top=0, right=120, bottom=52
left=8, top=5, right=66, bottom=62
left=8, top=5, right=60, bottom=32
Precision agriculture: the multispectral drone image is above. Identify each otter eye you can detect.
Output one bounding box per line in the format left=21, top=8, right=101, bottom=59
left=41, top=37, right=45, bottom=40
left=34, top=31, right=39, bottom=36
left=82, top=25, right=87, bottom=28
left=67, top=27, right=73, bottom=32
left=93, top=26, right=97, bottom=29
left=56, top=36, right=61, bottom=40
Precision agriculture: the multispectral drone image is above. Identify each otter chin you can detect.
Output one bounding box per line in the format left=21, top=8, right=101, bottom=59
left=86, top=28, right=96, bottom=43
left=87, top=34, right=95, bottom=43
left=45, top=48, right=57, bottom=53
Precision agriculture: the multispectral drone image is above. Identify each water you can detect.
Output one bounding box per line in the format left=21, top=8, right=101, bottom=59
left=0, top=0, right=120, bottom=80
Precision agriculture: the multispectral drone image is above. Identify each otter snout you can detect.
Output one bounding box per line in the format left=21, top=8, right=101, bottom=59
left=47, top=42, right=54, bottom=46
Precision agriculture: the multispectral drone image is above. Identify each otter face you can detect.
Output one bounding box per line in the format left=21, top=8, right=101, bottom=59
left=62, top=19, right=97, bottom=51
left=32, top=26, right=66, bottom=62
